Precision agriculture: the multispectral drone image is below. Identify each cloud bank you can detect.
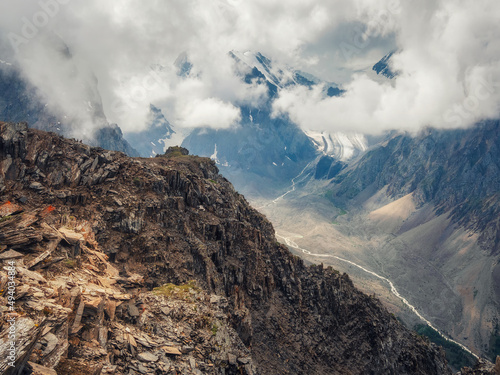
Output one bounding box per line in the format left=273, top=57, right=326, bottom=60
left=0, top=0, right=499, bottom=136
left=273, top=0, right=500, bottom=134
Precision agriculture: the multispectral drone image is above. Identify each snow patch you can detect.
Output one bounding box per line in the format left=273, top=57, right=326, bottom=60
left=158, top=127, right=189, bottom=152
left=210, top=143, right=229, bottom=166
left=210, top=143, right=219, bottom=162
left=305, top=130, right=368, bottom=161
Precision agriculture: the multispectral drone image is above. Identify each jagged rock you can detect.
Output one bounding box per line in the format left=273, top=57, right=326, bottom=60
left=0, top=201, right=22, bottom=217
left=457, top=357, right=499, bottom=374
left=29, top=182, right=45, bottom=191
left=0, top=317, right=46, bottom=373
left=127, top=301, right=140, bottom=317
left=27, top=239, right=61, bottom=269
left=41, top=333, right=59, bottom=356
left=16, top=266, right=47, bottom=283
left=210, top=295, right=221, bottom=304
left=58, top=227, right=84, bottom=244
left=227, top=353, right=237, bottom=365
left=238, top=357, right=250, bottom=365
left=0, top=123, right=455, bottom=374
left=162, top=146, right=189, bottom=157
left=136, top=363, right=149, bottom=373
left=28, top=362, right=58, bottom=375
left=188, top=356, right=196, bottom=369
left=72, top=300, right=85, bottom=334
left=162, top=346, right=182, bottom=355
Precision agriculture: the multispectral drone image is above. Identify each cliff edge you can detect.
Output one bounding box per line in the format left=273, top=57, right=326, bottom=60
left=0, top=122, right=452, bottom=374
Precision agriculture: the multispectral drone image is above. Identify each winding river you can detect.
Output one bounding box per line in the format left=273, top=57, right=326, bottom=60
left=258, top=164, right=479, bottom=359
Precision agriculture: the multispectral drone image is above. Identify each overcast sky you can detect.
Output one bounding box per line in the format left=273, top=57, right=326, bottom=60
left=0, top=0, right=499, bottom=135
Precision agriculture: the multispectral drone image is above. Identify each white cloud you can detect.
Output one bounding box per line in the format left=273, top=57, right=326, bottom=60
left=0, top=0, right=499, bottom=136
left=273, top=0, right=500, bottom=133
left=176, top=97, right=241, bottom=129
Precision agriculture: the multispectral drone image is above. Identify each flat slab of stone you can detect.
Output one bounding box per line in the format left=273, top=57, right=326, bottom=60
left=138, top=351, right=159, bottom=362
left=0, top=201, right=22, bottom=217
left=161, top=346, right=182, bottom=355
left=0, top=249, right=24, bottom=260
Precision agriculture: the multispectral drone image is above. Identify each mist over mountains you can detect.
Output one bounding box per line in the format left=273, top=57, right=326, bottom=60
left=1, top=0, right=500, bottom=139
left=1, top=1, right=500, bottom=373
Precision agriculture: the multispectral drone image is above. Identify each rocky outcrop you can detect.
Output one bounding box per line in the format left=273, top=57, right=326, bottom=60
left=0, top=122, right=452, bottom=374
left=373, top=51, right=398, bottom=79
left=458, top=357, right=500, bottom=374
left=0, top=205, right=254, bottom=375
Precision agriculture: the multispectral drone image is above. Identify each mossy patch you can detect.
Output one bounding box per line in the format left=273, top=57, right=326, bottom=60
left=64, top=259, right=77, bottom=269
left=0, top=215, right=12, bottom=223
left=153, top=280, right=201, bottom=301
left=211, top=322, right=218, bottom=335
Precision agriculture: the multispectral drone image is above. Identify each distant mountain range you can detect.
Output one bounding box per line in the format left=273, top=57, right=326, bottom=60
left=1, top=49, right=381, bottom=197
left=3, top=44, right=500, bottom=367
left=178, top=50, right=372, bottom=196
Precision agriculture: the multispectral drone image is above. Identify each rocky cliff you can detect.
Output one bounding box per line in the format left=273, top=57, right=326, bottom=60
left=0, top=122, right=452, bottom=374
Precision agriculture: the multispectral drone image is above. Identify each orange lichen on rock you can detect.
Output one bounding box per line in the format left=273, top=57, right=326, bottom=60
left=40, top=205, right=56, bottom=217
left=0, top=200, right=22, bottom=217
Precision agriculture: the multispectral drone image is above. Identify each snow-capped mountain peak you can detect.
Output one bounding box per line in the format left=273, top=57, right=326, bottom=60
left=230, top=50, right=290, bottom=88
left=230, top=50, right=342, bottom=94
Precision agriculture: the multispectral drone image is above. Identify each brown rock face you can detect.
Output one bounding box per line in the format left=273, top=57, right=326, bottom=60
left=457, top=357, right=500, bottom=374
left=0, top=122, right=452, bottom=374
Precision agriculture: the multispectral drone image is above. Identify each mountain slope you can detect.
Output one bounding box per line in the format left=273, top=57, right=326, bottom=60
left=0, top=122, right=452, bottom=374
left=310, top=120, right=500, bottom=358
left=332, top=121, right=500, bottom=254
left=123, top=104, right=176, bottom=158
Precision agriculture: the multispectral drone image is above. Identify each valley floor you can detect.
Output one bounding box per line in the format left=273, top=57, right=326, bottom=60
left=251, top=187, right=498, bottom=362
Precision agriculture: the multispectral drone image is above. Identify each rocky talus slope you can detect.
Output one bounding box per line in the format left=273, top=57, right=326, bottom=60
left=0, top=122, right=454, bottom=374
left=458, top=357, right=500, bottom=374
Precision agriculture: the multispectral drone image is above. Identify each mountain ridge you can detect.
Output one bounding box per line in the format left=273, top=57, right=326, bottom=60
left=0, top=121, right=453, bottom=374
